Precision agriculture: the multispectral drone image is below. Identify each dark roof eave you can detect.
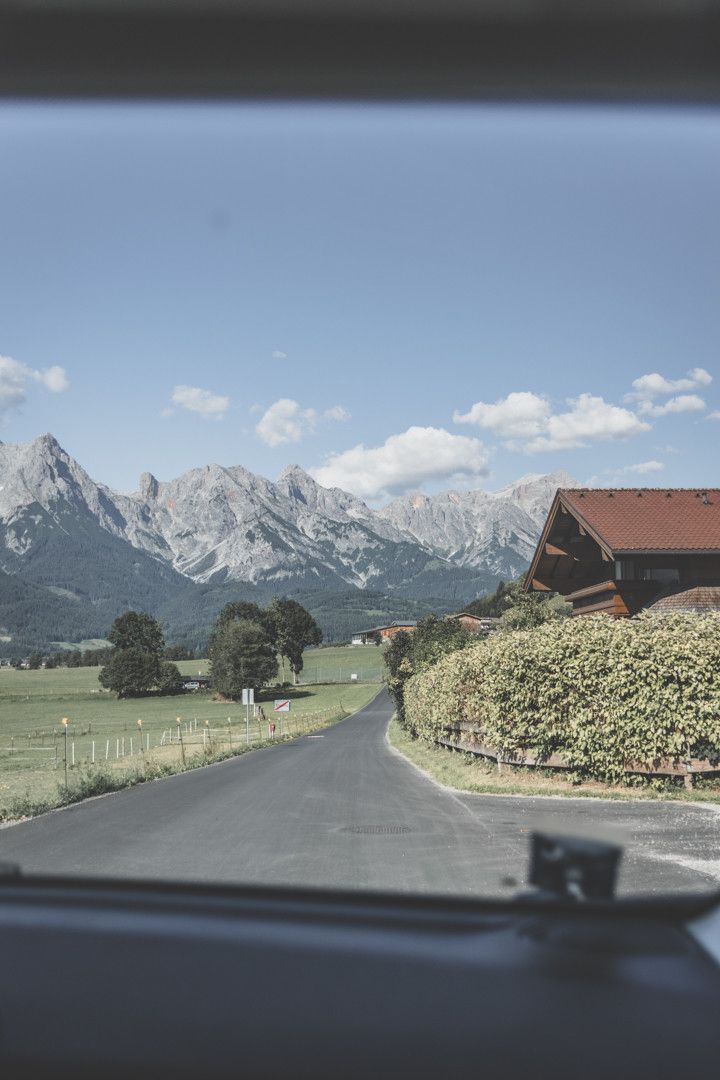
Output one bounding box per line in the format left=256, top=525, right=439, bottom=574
left=613, top=548, right=720, bottom=555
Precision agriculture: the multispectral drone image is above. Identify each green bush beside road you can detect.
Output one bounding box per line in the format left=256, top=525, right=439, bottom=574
left=402, top=613, right=720, bottom=785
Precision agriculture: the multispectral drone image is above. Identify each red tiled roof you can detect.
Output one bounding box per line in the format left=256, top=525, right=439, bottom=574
left=559, top=488, right=720, bottom=552
left=646, top=585, right=720, bottom=614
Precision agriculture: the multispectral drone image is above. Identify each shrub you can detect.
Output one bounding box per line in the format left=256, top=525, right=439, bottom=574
left=403, top=613, right=720, bottom=784
left=384, top=615, right=474, bottom=732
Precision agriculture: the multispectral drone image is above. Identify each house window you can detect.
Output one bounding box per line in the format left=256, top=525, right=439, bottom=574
left=640, top=568, right=680, bottom=584
left=615, top=559, right=635, bottom=580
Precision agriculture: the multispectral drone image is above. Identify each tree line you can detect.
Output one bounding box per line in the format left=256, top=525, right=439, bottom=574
left=11, top=641, right=196, bottom=671
left=97, top=597, right=321, bottom=699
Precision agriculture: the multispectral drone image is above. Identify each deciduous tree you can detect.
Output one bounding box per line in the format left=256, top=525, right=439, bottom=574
left=98, top=647, right=161, bottom=698
left=108, top=611, right=165, bottom=655
left=268, top=598, right=322, bottom=684
left=209, top=618, right=278, bottom=700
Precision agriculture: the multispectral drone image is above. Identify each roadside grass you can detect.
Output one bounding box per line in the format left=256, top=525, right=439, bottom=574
left=0, top=681, right=379, bottom=821
left=387, top=719, right=720, bottom=804
left=2, top=714, right=353, bottom=824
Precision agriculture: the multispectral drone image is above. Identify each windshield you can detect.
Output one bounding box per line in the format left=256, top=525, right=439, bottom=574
left=0, top=102, right=718, bottom=898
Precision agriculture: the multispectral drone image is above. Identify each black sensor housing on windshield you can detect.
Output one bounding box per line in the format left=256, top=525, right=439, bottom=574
left=529, top=832, right=622, bottom=902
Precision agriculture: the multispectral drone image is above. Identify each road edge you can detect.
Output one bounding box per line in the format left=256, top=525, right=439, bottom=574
left=384, top=716, right=720, bottom=813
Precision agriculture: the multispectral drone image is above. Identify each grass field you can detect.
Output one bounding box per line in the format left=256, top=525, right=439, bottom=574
left=293, top=644, right=385, bottom=684
left=0, top=652, right=382, bottom=819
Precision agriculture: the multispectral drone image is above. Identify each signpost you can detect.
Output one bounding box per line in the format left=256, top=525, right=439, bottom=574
left=273, top=699, right=290, bottom=735
left=242, top=688, right=254, bottom=743
left=62, top=717, right=69, bottom=788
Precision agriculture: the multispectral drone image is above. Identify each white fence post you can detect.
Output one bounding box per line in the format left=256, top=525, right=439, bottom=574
left=91, top=741, right=95, bottom=764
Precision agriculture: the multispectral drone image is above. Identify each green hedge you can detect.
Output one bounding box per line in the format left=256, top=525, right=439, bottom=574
left=403, top=614, right=720, bottom=783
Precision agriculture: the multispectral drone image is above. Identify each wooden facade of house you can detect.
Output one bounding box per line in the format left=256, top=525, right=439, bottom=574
left=524, top=488, right=720, bottom=617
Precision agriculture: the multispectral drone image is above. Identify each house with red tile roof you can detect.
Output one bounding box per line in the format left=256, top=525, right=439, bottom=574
left=524, top=488, right=720, bottom=616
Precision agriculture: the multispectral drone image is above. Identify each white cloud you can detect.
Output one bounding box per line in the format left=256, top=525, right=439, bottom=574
left=0, top=354, right=70, bottom=415
left=271, top=350, right=288, bottom=360
left=708, top=411, right=720, bottom=421
left=454, top=391, right=550, bottom=438
left=630, top=367, right=712, bottom=401
left=0, top=356, right=28, bottom=408
left=529, top=394, right=651, bottom=451
left=310, top=425, right=490, bottom=499
left=33, top=365, right=70, bottom=394
left=455, top=389, right=649, bottom=452
left=639, top=393, right=706, bottom=417
left=617, top=460, right=664, bottom=475
left=629, top=367, right=711, bottom=416
left=171, top=384, right=229, bottom=419
left=585, top=459, right=665, bottom=486
left=256, top=398, right=316, bottom=447
left=323, top=405, right=351, bottom=422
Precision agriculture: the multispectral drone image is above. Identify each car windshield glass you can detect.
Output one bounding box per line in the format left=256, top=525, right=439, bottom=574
left=0, top=102, right=718, bottom=899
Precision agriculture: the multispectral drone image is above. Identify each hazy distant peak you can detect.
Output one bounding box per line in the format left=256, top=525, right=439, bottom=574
left=139, top=472, right=159, bottom=501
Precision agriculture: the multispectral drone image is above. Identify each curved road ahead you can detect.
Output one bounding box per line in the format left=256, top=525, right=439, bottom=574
left=1, top=690, right=719, bottom=896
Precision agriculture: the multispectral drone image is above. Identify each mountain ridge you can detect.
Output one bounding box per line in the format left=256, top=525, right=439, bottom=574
left=0, top=434, right=573, bottom=653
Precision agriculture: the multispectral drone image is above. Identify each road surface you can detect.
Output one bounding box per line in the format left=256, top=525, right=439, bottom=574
left=1, top=690, right=719, bottom=895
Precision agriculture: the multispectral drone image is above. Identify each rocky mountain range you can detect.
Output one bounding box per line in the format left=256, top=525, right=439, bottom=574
left=0, top=434, right=573, bottom=653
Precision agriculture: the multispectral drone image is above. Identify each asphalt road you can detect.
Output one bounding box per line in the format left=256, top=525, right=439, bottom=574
left=1, top=690, right=719, bottom=896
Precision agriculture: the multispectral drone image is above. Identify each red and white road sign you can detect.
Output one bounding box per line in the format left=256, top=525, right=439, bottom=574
left=274, top=700, right=291, bottom=713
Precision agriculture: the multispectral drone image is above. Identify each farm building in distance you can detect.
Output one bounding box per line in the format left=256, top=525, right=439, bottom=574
left=350, top=622, right=417, bottom=645
left=350, top=613, right=499, bottom=645
left=525, top=487, right=720, bottom=617
left=445, top=612, right=500, bottom=634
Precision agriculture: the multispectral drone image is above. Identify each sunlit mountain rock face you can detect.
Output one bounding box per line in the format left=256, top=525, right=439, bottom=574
left=0, top=435, right=572, bottom=652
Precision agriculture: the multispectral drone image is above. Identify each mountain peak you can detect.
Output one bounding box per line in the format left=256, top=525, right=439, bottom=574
left=277, top=464, right=320, bottom=505
left=278, top=463, right=313, bottom=482
left=139, top=472, right=159, bottom=501
left=34, top=432, right=63, bottom=455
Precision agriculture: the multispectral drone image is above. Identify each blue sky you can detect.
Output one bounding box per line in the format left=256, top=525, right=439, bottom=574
left=0, top=102, right=718, bottom=501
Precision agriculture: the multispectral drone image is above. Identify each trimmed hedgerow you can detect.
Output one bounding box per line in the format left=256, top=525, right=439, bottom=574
left=403, top=613, right=720, bottom=784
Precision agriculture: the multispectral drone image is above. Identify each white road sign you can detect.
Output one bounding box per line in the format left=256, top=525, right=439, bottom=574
left=242, top=688, right=255, bottom=705
left=274, top=699, right=291, bottom=713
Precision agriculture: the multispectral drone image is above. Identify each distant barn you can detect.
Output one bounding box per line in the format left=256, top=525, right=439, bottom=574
left=525, top=487, right=720, bottom=617
left=350, top=622, right=417, bottom=645
left=445, top=612, right=500, bottom=634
